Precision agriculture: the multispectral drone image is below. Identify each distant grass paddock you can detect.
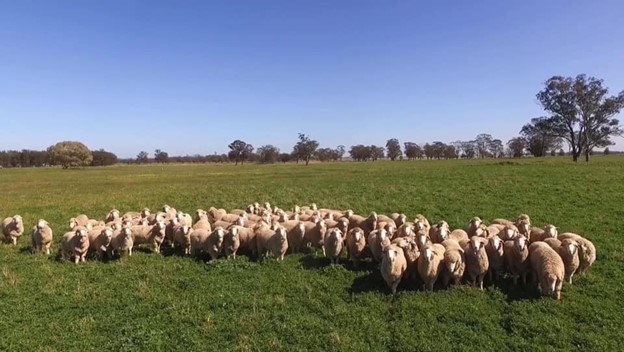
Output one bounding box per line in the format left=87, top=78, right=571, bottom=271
left=0, top=157, right=622, bottom=351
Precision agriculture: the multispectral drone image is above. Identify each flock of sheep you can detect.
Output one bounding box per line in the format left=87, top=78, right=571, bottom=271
left=2, top=203, right=596, bottom=299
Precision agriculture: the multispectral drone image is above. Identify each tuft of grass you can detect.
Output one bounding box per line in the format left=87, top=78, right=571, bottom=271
left=0, top=156, right=623, bottom=350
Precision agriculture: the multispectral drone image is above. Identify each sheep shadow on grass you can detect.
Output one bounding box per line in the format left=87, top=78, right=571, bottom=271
left=349, top=270, right=388, bottom=294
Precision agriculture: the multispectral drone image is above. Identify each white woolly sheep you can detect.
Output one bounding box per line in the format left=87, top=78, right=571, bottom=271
left=256, top=223, right=288, bottom=261
left=61, top=227, right=90, bottom=264
left=390, top=213, right=407, bottom=227
left=529, top=224, right=558, bottom=243
left=485, top=235, right=505, bottom=283
left=303, top=218, right=327, bottom=255
left=368, top=229, right=391, bottom=263
left=441, top=239, right=465, bottom=287
left=503, top=235, right=530, bottom=285
left=381, top=245, right=407, bottom=294
left=558, top=238, right=581, bottom=284
left=323, top=228, right=344, bottom=265
left=466, top=217, right=483, bottom=237
left=2, top=215, right=24, bottom=245
left=417, top=243, right=445, bottom=291
left=392, top=237, right=420, bottom=283
left=31, top=219, right=53, bottom=255
left=464, top=236, right=489, bottom=290
left=349, top=212, right=378, bottom=236
left=529, top=242, right=564, bottom=300
left=346, top=227, right=367, bottom=268
left=172, top=224, right=193, bottom=255
left=110, top=226, right=134, bottom=257
left=88, top=226, right=114, bottom=260
left=224, top=225, right=256, bottom=259
left=557, top=233, right=596, bottom=275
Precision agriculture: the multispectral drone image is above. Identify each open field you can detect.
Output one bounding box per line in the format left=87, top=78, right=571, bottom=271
left=0, top=157, right=623, bottom=351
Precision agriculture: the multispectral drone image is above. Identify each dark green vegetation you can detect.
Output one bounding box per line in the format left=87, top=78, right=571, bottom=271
left=1, top=157, right=622, bottom=351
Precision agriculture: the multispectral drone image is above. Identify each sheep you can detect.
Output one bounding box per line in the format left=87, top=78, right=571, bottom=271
left=394, top=223, right=415, bottom=240
left=414, top=214, right=431, bottom=234
left=323, top=228, right=344, bottom=265
left=485, top=235, right=505, bottom=283
left=390, top=213, right=407, bottom=227
left=417, top=243, right=445, bottom=291
left=69, top=214, right=91, bottom=229
left=349, top=212, right=378, bottom=236
left=31, top=219, right=53, bottom=255
left=529, top=224, right=558, bottom=243
left=368, top=229, right=391, bottom=263
left=146, top=211, right=167, bottom=225
left=463, top=236, right=489, bottom=290
left=466, top=217, right=483, bottom=237
left=414, top=229, right=432, bottom=250
left=492, top=218, right=515, bottom=227
left=529, top=242, right=564, bottom=300
left=205, top=227, right=225, bottom=260
left=381, top=245, right=407, bottom=294
left=88, top=226, right=114, bottom=260
left=346, top=227, right=367, bottom=268
left=189, top=228, right=210, bottom=257
left=164, top=218, right=179, bottom=247
left=176, top=212, right=193, bottom=227
left=280, top=220, right=305, bottom=254
left=377, top=214, right=395, bottom=226
left=441, top=239, right=465, bottom=287
left=60, top=227, right=90, bottom=264
left=193, top=218, right=212, bottom=231
left=172, top=224, right=193, bottom=255
left=557, top=233, right=596, bottom=275
left=552, top=238, right=581, bottom=284
left=162, top=204, right=177, bottom=219
left=485, top=224, right=503, bottom=238
left=329, top=217, right=349, bottom=236
left=105, top=209, right=121, bottom=223
left=515, top=217, right=531, bottom=238
left=132, top=221, right=167, bottom=253
left=221, top=213, right=245, bottom=224
left=255, top=223, right=288, bottom=261
left=208, top=207, right=227, bottom=222
left=224, top=225, right=256, bottom=259
left=392, top=237, right=420, bottom=282
left=378, top=221, right=397, bottom=239
left=229, top=209, right=247, bottom=217
left=503, top=235, right=530, bottom=286
left=431, top=221, right=450, bottom=243
left=303, top=218, right=327, bottom=255
left=110, top=226, right=134, bottom=257
left=2, top=215, right=24, bottom=245
left=499, top=225, right=519, bottom=242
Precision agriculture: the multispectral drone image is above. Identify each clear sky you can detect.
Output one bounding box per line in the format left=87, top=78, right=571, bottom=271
left=1, top=0, right=623, bottom=158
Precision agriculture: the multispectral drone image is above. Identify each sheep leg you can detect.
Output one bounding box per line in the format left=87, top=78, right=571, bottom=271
left=12, top=237, right=17, bottom=246
left=74, top=256, right=80, bottom=264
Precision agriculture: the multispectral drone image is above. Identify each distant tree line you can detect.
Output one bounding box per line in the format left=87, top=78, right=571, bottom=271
left=0, top=143, right=117, bottom=168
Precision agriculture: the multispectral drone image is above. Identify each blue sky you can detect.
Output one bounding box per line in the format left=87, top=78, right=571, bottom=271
left=1, top=0, right=623, bottom=157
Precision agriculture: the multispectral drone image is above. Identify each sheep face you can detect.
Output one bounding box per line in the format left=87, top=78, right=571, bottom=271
left=345, top=210, right=354, bottom=219
left=414, top=220, right=427, bottom=232
left=437, top=226, right=449, bottom=241
left=469, top=217, right=482, bottom=228
left=515, top=235, right=528, bottom=251
left=489, top=236, right=502, bottom=251
left=562, top=239, right=578, bottom=255
left=423, top=247, right=434, bottom=262
left=387, top=248, right=397, bottom=262
left=353, top=229, right=363, bottom=243
left=103, top=228, right=114, bottom=245
left=69, top=218, right=77, bottom=229
left=416, top=232, right=428, bottom=247
left=163, top=204, right=171, bottom=213
left=310, top=203, right=318, bottom=211
left=37, top=219, right=47, bottom=230
left=110, top=210, right=120, bottom=219
left=502, top=227, right=517, bottom=241
left=141, top=208, right=150, bottom=217
left=544, top=225, right=558, bottom=238
left=517, top=220, right=530, bottom=235
left=276, top=227, right=287, bottom=242
left=122, top=227, right=132, bottom=238
left=403, top=225, right=413, bottom=237
left=12, top=215, right=23, bottom=225
left=475, top=224, right=488, bottom=237
left=469, top=238, right=483, bottom=256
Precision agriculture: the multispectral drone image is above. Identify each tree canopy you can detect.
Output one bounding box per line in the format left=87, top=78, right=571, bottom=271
left=47, top=141, right=93, bottom=168
left=292, top=133, right=319, bottom=166
left=228, top=140, right=254, bottom=165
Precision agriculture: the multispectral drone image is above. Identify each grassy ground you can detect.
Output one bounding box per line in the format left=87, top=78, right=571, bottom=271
left=0, top=157, right=622, bottom=351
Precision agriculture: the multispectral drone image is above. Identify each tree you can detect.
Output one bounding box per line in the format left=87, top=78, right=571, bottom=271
left=535, top=74, right=624, bottom=162
left=154, top=149, right=169, bottom=163
left=336, top=145, right=346, bottom=160
left=604, top=147, right=610, bottom=155
left=371, top=145, right=385, bottom=161
left=47, top=141, right=93, bottom=169
left=293, top=133, right=319, bottom=166
left=257, top=145, right=280, bottom=164
left=423, top=143, right=434, bottom=159
left=404, top=142, right=423, bottom=160
left=489, top=139, right=504, bottom=158
left=349, top=145, right=372, bottom=161
left=507, top=138, right=526, bottom=158
left=228, top=140, right=254, bottom=165
left=278, top=153, right=291, bottom=163
left=475, top=134, right=493, bottom=158
left=91, top=149, right=118, bottom=166
left=520, top=117, right=562, bottom=157
left=136, top=151, right=149, bottom=164
left=442, top=144, right=457, bottom=159
left=385, top=138, right=402, bottom=161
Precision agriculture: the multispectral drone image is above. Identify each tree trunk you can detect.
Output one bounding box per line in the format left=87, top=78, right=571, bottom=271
left=305, top=158, right=310, bottom=166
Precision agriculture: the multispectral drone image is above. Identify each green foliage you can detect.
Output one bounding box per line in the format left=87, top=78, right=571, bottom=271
left=47, top=141, right=93, bottom=168
left=0, top=157, right=622, bottom=350
left=91, top=149, right=118, bottom=166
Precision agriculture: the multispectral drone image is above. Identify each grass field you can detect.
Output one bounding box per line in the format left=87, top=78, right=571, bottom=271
left=0, top=157, right=622, bottom=351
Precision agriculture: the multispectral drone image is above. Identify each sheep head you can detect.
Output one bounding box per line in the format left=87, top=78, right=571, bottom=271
left=517, top=220, right=531, bottom=236
left=469, top=217, right=482, bottom=229
left=544, top=225, right=558, bottom=238
left=141, top=208, right=150, bottom=217
left=69, top=218, right=77, bottom=229
left=515, top=235, right=528, bottom=252
left=423, top=247, right=434, bottom=262
left=276, top=226, right=287, bottom=242
left=562, top=239, right=579, bottom=256
left=344, top=210, right=354, bottom=219
left=502, top=226, right=518, bottom=241
left=489, top=236, right=503, bottom=251
left=469, top=237, right=483, bottom=255
left=37, top=219, right=47, bottom=230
